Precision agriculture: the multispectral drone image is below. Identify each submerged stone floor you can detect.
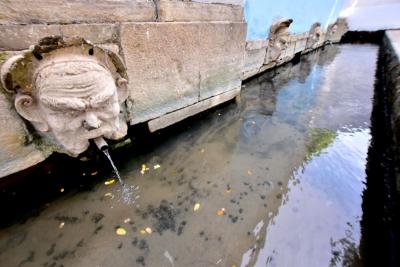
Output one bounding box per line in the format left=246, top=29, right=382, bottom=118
left=0, top=44, right=378, bottom=267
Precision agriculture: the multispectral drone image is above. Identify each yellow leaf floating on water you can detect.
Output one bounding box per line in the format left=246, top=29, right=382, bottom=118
left=104, top=192, right=114, bottom=199
left=145, top=227, right=152, bottom=234
left=153, top=164, right=161, bottom=170
left=116, top=227, right=127, bottom=236
left=140, top=229, right=146, bottom=235
left=104, top=179, right=115, bottom=185
left=216, top=208, right=226, bottom=216
left=140, top=164, right=150, bottom=174
left=193, top=203, right=201, bottom=211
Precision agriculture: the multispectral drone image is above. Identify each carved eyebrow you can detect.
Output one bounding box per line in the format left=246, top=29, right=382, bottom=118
left=40, top=91, right=115, bottom=111
left=40, top=96, right=88, bottom=111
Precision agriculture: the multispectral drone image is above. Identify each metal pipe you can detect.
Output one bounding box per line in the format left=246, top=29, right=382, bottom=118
left=93, top=136, right=108, bottom=151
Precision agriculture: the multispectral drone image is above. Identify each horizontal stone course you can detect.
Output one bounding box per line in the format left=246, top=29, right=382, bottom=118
left=159, top=0, right=243, bottom=22
left=0, top=24, right=119, bottom=50
left=0, top=0, right=156, bottom=24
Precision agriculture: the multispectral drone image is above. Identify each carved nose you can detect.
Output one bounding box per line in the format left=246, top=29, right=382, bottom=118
left=83, top=112, right=101, bottom=130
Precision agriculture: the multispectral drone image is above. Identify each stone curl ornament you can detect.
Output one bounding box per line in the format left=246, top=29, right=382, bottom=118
left=0, top=36, right=129, bottom=155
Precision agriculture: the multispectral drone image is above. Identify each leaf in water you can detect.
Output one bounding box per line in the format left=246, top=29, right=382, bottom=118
left=153, top=164, right=161, bottom=170
left=60, top=188, right=65, bottom=193
left=216, top=208, right=226, bottom=216
left=124, top=218, right=131, bottom=224
left=145, top=227, right=152, bottom=234
left=193, top=203, right=201, bottom=211
left=59, top=222, right=65, bottom=229
left=116, top=227, right=127, bottom=236
left=105, top=179, right=115, bottom=185
left=104, top=192, right=114, bottom=199
left=140, top=164, right=150, bottom=175
left=90, top=171, right=98, bottom=176
left=140, top=229, right=146, bottom=235
left=247, top=170, right=252, bottom=176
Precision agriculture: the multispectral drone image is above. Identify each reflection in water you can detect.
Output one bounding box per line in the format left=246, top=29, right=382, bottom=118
left=0, top=44, right=378, bottom=267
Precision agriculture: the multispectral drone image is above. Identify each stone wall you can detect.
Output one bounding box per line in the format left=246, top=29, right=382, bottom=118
left=243, top=18, right=348, bottom=80
left=0, top=0, right=246, bottom=177
left=384, top=30, right=400, bottom=192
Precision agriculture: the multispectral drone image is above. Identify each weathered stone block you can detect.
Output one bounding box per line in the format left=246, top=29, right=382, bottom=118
left=159, top=0, right=243, bottom=22
left=0, top=25, right=60, bottom=51
left=243, top=40, right=268, bottom=80
left=243, top=48, right=266, bottom=80
left=293, top=33, right=309, bottom=54
left=120, top=22, right=201, bottom=125
left=121, top=22, right=246, bottom=124
left=0, top=24, right=119, bottom=50
left=199, top=22, right=246, bottom=100
left=0, top=0, right=156, bottom=24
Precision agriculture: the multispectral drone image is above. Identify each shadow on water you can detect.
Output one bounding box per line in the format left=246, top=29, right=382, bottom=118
left=360, top=42, right=400, bottom=267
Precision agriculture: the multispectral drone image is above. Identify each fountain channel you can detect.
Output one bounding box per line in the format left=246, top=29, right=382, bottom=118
left=0, top=44, right=378, bottom=267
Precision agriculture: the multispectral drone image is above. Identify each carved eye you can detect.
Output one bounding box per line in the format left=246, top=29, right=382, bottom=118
left=88, top=48, right=94, bottom=56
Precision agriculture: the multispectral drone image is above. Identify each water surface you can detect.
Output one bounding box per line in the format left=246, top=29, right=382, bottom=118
left=0, top=44, right=378, bottom=267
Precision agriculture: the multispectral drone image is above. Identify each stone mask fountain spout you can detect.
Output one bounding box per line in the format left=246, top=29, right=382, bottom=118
left=0, top=36, right=130, bottom=157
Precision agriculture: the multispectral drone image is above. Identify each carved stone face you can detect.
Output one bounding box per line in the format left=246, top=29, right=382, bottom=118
left=30, top=57, right=127, bottom=154
left=1, top=37, right=129, bottom=156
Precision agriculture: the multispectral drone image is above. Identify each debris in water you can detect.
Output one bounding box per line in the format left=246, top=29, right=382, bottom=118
left=145, top=227, right=152, bottom=234
left=217, top=208, right=226, bottom=216
left=105, top=179, right=115, bottom=185
left=164, top=250, right=175, bottom=266
left=124, top=218, right=131, bottom=224
left=90, top=171, right=98, bottom=176
left=141, top=164, right=150, bottom=174
left=193, top=203, right=201, bottom=211
left=104, top=192, right=114, bottom=199
left=140, top=229, right=146, bottom=235
left=226, top=184, right=232, bottom=193
left=60, top=188, right=65, bottom=193
left=154, top=164, right=161, bottom=170
left=116, top=227, right=127, bottom=236
left=200, top=148, right=205, bottom=153
left=247, top=170, right=252, bottom=176
left=58, top=222, right=65, bottom=229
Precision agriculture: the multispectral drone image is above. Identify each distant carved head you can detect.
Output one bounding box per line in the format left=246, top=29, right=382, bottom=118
left=1, top=37, right=129, bottom=155
left=266, top=18, right=293, bottom=62
left=306, top=22, right=322, bottom=49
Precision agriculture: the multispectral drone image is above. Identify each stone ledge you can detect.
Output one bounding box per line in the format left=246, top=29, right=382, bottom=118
left=148, top=87, right=240, bottom=132
left=0, top=0, right=156, bottom=25
left=159, top=0, right=243, bottom=22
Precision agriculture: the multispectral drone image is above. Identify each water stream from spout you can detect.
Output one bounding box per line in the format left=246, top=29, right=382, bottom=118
left=102, top=148, right=124, bottom=185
